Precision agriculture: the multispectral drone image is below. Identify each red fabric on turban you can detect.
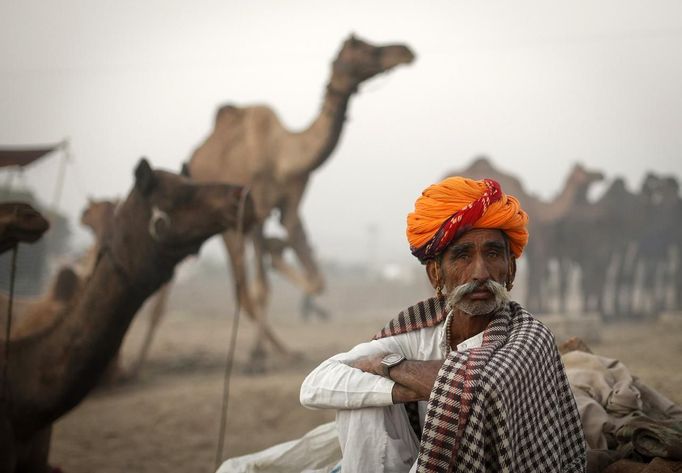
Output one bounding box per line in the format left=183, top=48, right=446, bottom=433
left=407, top=177, right=529, bottom=262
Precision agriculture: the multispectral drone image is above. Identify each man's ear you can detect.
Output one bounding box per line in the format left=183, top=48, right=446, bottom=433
left=134, top=157, right=156, bottom=196
left=506, top=256, right=517, bottom=291
left=425, top=259, right=440, bottom=290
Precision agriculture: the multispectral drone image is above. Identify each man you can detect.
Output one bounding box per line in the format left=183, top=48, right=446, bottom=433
left=300, top=177, right=586, bottom=472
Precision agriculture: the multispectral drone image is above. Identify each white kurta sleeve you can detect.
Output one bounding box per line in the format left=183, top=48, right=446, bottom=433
left=300, top=333, right=414, bottom=410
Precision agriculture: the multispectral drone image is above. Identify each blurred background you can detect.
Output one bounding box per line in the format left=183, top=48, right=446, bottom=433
left=1, top=1, right=681, bottom=471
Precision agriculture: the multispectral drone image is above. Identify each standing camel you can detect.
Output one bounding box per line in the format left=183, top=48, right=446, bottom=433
left=186, top=34, right=415, bottom=368
left=0, top=158, right=254, bottom=473
left=636, top=174, right=681, bottom=316
left=548, top=178, right=635, bottom=316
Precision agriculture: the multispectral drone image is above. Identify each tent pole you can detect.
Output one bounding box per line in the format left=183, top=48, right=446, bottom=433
left=51, top=138, right=69, bottom=211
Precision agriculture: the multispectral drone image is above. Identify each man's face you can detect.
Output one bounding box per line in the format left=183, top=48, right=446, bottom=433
left=427, top=228, right=514, bottom=315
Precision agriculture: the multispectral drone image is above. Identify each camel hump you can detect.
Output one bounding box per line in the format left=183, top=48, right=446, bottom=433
left=215, top=104, right=243, bottom=124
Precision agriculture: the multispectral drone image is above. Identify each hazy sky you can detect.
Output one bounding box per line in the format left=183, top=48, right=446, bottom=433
left=2, top=0, right=681, bottom=265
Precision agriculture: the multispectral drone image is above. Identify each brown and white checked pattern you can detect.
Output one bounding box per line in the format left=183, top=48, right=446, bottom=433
left=375, top=298, right=586, bottom=472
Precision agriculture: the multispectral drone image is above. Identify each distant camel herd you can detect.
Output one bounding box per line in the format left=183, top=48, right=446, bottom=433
left=453, top=157, right=682, bottom=319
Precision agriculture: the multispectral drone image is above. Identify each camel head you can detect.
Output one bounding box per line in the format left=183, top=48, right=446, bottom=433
left=334, top=34, right=415, bottom=84
left=130, top=158, right=254, bottom=257
left=642, top=173, right=680, bottom=205
left=607, top=177, right=628, bottom=196
left=80, top=199, right=118, bottom=238
left=0, top=202, right=50, bottom=254
left=567, top=163, right=604, bottom=191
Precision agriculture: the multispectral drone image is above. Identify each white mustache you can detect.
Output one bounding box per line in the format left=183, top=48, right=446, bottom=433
left=449, top=279, right=506, bottom=299
left=446, top=279, right=509, bottom=315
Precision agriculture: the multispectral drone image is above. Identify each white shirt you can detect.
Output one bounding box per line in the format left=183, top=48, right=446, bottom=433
left=300, top=311, right=484, bottom=424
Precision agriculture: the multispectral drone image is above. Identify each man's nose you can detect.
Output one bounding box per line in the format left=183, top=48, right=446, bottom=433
left=471, top=254, right=491, bottom=281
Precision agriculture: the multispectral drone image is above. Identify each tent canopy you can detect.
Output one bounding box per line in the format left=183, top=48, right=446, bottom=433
left=0, top=144, right=62, bottom=168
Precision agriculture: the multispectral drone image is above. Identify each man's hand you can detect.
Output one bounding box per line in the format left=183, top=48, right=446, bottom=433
left=347, top=353, right=388, bottom=377
left=390, top=360, right=444, bottom=402
left=347, top=354, right=445, bottom=404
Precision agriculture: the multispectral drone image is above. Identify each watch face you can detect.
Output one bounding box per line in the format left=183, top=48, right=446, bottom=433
left=383, top=354, right=403, bottom=365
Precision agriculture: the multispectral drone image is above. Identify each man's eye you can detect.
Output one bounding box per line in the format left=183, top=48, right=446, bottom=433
left=487, top=250, right=500, bottom=258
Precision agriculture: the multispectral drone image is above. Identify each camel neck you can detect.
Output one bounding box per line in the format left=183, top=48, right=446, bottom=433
left=293, top=69, right=356, bottom=174
left=5, top=198, right=173, bottom=433
left=536, top=180, right=585, bottom=223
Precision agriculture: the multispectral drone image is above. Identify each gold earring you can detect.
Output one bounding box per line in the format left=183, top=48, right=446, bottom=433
left=434, top=261, right=444, bottom=298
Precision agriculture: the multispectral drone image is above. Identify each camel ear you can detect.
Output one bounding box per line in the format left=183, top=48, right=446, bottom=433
left=52, top=266, right=80, bottom=302
left=134, top=158, right=156, bottom=195
left=180, top=162, right=191, bottom=178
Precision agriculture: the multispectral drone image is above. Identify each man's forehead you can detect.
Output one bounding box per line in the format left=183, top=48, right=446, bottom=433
left=451, top=228, right=507, bottom=246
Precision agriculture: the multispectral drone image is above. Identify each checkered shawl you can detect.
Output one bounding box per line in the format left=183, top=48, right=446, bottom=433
left=373, top=297, right=586, bottom=473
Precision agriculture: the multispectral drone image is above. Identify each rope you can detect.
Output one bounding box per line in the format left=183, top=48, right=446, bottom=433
left=1, top=245, right=18, bottom=403
left=214, top=187, right=251, bottom=470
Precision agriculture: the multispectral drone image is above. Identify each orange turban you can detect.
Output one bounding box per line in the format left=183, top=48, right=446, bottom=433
left=407, top=177, right=529, bottom=263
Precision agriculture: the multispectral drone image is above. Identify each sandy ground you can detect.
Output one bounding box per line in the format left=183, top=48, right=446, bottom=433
left=48, top=272, right=682, bottom=473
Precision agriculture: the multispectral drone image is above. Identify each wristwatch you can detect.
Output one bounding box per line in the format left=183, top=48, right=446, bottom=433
left=380, top=353, right=406, bottom=378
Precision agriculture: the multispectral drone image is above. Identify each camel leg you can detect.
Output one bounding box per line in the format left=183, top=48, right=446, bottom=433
left=615, top=245, right=632, bottom=317
left=300, top=294, right=330, bottom=321
left=129, top=282, right=172, bottom=378
left=268, top=241, right=312, bottom=292
left=250, top=224, right=270, bottom=308
left=525, top=247, right=545, bottom=314
left=264, top=236, right=330, bottom=321
left=279, top=181, right=325, bottom=295
left=279, top=216, right=324, bottom=294
left=558, top=259, right=573, bottom=314
left=221, top=230, right=289, bottom=372
left=673, top=245, right=682, bottom=310
left=580, top=257, right=602, bottom=314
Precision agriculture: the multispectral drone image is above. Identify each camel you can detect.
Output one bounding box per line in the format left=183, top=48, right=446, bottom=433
left=0, top=158, right=254, bottom=473
left=548, top=178, right=638, bottom=316
left=635, top=174, right=681, bottom=316
left=0, top=203, right=49, bottom=255
left=0, top=267, right=81, bottom=340
left=445, top=156, right=604, bottom=312
left=185, top=34, right=414, bottom=367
